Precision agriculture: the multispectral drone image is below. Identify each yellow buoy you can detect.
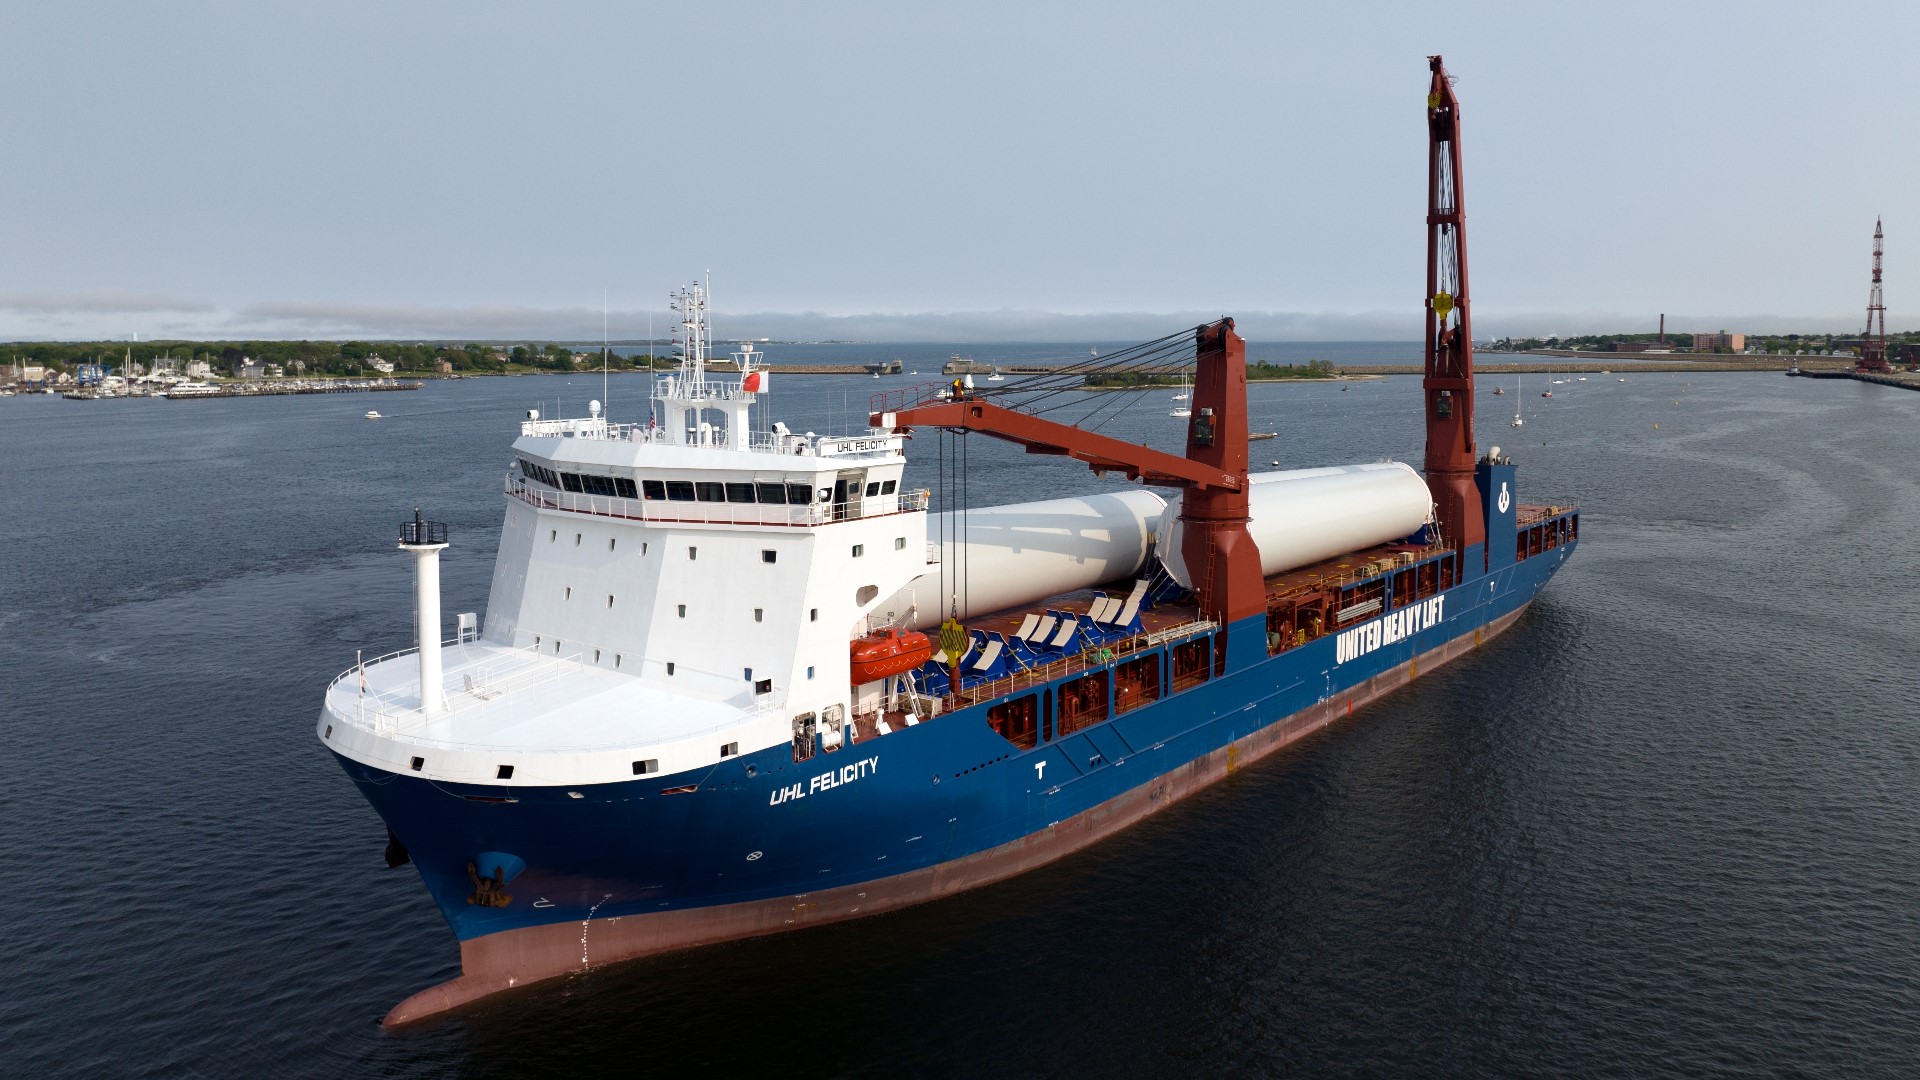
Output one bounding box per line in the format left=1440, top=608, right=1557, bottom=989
left=1653, top=423, right=1660, bottom=430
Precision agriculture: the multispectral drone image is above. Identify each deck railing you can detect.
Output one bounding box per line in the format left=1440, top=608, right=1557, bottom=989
left=941, top=618, right=1216, bottom=712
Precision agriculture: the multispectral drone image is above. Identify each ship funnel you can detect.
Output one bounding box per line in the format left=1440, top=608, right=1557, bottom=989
left=399, top=509, right=451, bottom=718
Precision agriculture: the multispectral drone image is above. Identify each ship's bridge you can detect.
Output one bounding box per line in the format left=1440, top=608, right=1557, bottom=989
left=512, top=414, right=922, bottom=529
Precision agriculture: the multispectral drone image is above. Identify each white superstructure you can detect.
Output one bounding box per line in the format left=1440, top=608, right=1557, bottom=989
left=322, top=282, right=930, bottom=788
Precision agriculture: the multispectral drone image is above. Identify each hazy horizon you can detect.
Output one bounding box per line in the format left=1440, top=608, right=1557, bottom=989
left=4, top=2, right=1914, bottom=342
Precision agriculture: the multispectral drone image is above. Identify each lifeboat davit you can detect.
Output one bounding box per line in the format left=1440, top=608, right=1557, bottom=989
left=849, top=628, right=935, bottom=684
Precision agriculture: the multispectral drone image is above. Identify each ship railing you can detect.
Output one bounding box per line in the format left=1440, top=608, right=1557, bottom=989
left=329, top=635, right=780, bottom=738
left=328, top=638, right=591, bottom=735
left=1515, top=501, right=1579, bottom=527
left=506, top=475, right=929, bottom=528
left=941, top=618, right=1217, bottom=712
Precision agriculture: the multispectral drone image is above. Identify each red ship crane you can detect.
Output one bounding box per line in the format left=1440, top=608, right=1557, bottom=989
left=1422, top=55, right=1486, bottom=568
left=872, top=320, right=1264, bottom=635
left=1858, top=217, right=1889, bottom=374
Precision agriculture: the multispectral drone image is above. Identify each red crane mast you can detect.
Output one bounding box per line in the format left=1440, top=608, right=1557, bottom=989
left=1858, top=217, right=1889, bottom=374
left=1422, top=55, right=1486, bottom=567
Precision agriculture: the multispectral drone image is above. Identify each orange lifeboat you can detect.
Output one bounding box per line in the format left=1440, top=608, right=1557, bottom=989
left=849, top=628, right=935, bottom=684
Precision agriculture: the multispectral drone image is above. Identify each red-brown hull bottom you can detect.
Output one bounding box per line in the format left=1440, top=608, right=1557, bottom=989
left=383, top=604, right=1530, bottom=1026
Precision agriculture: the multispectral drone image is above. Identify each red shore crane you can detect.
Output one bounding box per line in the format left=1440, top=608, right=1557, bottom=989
left=1422, top=54, right=1486, bottom=569
left=1857, top=217, right=1889, bottom=374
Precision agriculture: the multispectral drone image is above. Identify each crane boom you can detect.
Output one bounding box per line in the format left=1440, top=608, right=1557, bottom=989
left=873, top=319, right=1265, bottom=635
left=1423, top=54, right=1487, bottom=567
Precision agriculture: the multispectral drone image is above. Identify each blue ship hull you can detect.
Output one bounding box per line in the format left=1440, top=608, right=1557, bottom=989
left=338, top=501, right=1575, bottom=1022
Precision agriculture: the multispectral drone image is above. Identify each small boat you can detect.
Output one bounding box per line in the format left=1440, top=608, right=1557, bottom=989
left=1249, top=431, right=1278, bottom=441
left=986, top=369, right=1005, bottom=382
left=1577, top=377, right=1588, bottom=382
left=1511, top=375, right=1523, bottom=426
left=366, top=410, right=383, bottom=419
left=1169, top=406, right=1191, bottom=418
left=1540, top=391, right=1552, bottom=398
left=848, top=627, right=934, bottom=684
left=1493, top=385, right=1505, bottom=396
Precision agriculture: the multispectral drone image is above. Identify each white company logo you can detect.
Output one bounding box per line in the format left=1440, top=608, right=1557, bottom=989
left=1497, top=481, right=1511, bottom=514
left=1334, top=595, right=1445, bottom=666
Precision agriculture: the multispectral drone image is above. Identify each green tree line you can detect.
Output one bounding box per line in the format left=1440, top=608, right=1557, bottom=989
left=2, top=340, right=677, bottom=377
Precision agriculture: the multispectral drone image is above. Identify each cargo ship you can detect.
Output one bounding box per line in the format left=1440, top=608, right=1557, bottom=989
left=319, top=56, right=1579, bottom=1024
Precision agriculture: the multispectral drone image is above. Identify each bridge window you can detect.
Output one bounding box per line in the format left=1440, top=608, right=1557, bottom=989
left=561, top=472, right=584, bottom=493
left=665, top=481, right=695, bottom=502
left=696, top=481, right=726, bottom=502
left=615, top=477, right=638, bottom=498
left=726, top=482, right=756, bottom=502
left=790, top=483, right=815, bottom=504
left=881, top=479, right=897, bottom=494
left=865, top=481, right=880, bottom=497
left=643, top=480, right=666, bottom=500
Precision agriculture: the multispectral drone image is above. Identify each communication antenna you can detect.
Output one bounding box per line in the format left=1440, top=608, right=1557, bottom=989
left=602, top=287, right=610, bottom=417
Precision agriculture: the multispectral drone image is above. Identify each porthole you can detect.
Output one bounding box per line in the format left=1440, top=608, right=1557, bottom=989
left=632, top=759, right=658, bottom=775
left=609, top=538, right=617, bottom=551
left=667, top=662, right=676, bottom=675
left=810, top=608, right=818, bottom=622
left=851, top=544, right=864, bottom=557
left=688, top=546, right=698, bottom=560
left=550, top=529, right=557, bottom=542
left=678, top=604, right=687, bottom=618
left=762, top=549, right=777, bottom=564
left=409, top=757, right=424, bottom=772
left=720, top=742, right=739, bottom=758
left=754, top=608, right=764, bottom=623
left=575, top=533, right=582, bottom=546
left=607, top=595, right=615, bottom=609
left=496, top=765, right=515, bottom=780
left=564, top=586, right=572, bottom=600
left=594, top=649, right=601, bottom=662
left=895, top=536, right=906, bottom=550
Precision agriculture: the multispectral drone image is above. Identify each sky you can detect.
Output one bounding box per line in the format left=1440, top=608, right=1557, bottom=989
left=2, top=1, right=1915, bottom=342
